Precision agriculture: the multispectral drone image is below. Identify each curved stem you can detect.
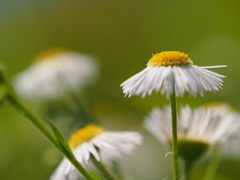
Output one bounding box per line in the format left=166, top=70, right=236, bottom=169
left=4, top=80, right=93, bottom=180
left=91, top=156, right=116, bottom=180
left=170, top=86, right=179, bottom=180
left=203, top=145, right=220, bottom=180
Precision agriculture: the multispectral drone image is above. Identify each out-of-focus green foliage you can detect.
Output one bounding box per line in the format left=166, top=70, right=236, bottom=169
left=1, top=0, right=240, bottom=179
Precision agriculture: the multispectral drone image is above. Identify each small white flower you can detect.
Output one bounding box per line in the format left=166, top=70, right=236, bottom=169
left=121, top=51, right=226, bottom=98
left=50, top=124, right=142, bottom=180
left=143, top=104, right=240, bottom=163
left=13, top=49, right=98, bottom=100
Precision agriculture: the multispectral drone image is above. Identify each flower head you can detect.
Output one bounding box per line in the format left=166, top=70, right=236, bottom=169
left=13, top=49, right=98, bottom=100
left=121, top=51, right=226, bottom=98
left=50, top=124, right=142, bottom=180
left=143, top=104, right=240, bottom=164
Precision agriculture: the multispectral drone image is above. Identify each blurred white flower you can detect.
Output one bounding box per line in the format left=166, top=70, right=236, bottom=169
left=50, top=124, right=142, bottom=180
left=143, top=104, right=240, bottom=164
left=121, top=51, right=226, bottom=98
left=13, top=49, right=98, bottom=100
left=220, top=140, right=240, bottom=159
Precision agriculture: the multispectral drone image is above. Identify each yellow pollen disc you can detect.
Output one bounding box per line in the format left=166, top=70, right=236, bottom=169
left=204, top=102, right=234, bottom=111
left=204, top=102, right=224, bottom=108
left=33, top=48, right=69, bottom=63
left=68, top=124, right=105, bottom=149
left=147, top=51, right=193, bottom=67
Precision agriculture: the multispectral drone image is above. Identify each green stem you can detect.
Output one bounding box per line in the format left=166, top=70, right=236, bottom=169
left=183, top=161, right=192, bottom=180
left=203, top=145, right=220, bottom=180
left=170, top=86, right=179, bottom=180
left=91, top=156, right=116, bottom=180
left=69, top=92, right=94, bottom=124
left=111, top=161, right=125, bottom=180
left=7, top=94, right=60, bottom=147
left=4, top=82, right=92, bottom=180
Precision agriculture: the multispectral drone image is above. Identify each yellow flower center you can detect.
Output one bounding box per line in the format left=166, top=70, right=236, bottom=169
left=68, top=124, right=105, bottom=149
left=33, top=48, right=69, bottom=63
left=204, top=102, right=233, bottom=112
left=204, top=102, right=223, bottom=107
left=147, top=51, right=193, bottom=67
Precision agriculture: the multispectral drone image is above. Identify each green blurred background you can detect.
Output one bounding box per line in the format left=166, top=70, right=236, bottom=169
left=1, top=0, right=240, bottom=179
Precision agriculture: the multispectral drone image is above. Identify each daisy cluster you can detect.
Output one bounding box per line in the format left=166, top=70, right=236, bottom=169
left=11, top=50, right=240, bottom=180
left=13, top=49, right=143, bottom=180
left=121, top=51, right=240, bottom=179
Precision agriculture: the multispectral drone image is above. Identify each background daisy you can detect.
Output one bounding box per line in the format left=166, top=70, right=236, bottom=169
left=13, top=49, right=98, bottom=100
left=144, top=104, right=240, bottom=167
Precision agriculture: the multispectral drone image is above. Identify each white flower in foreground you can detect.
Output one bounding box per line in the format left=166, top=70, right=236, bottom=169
left=13, top=49, right=98, bottom=99
left=121, top=51, right=226, bottom=98
left=50, top=124, right=142, bottom=180
left=143, top=104, right=240, bottom=164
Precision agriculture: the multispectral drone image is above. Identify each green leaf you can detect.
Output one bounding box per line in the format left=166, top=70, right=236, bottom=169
left=90, top=167, right=102, bottom=180
left=0, top=84, right=6, bottom=105
left=0, top=63, right=6, bottom=84
left=48, top=120, right=74, bottom=157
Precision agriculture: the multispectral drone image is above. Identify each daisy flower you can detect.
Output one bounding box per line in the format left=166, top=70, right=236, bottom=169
left=143, top=104, right=240, bottom=165
left=121, top=51, right=226, bottom=98
left=50, top=124, right=142, bottom=180
left=13, top=49, right=98, bottom=100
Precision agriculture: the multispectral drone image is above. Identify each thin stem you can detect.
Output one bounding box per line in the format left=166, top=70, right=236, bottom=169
left=69, top=92, right=94, bottom=124
left=203, top=145, right=220, bottom=180
left=111, top=161, right=125, bottom=180
left=7, top=93, right=60, bottom=148
left=59, top=74, right=94, bottom=125
left=183, top=161, right=192, bottom=180
left=170, top=86, right=179, bottom=180
left=4, top=81, right=92, bottom=180
left=91, top=156, right=116, bottom=180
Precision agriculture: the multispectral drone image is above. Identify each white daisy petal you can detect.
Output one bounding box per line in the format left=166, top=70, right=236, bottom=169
left=80, top=143, right=91, bottom=164
left=87, top=142, right=100, bottom=161
left=50, top=158, right=79, bottom=180
left=50, top=159, right=69, bottom=180
left=201, top=65, right=227, bottom=69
